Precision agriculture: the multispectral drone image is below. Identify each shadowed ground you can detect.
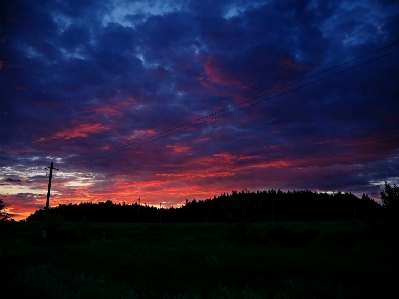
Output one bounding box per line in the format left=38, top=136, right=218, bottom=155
left=1, top=221, right=396, bottom=298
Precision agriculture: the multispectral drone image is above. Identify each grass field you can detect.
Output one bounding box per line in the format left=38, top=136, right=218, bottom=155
left=0, top=220, right=397, bottom=298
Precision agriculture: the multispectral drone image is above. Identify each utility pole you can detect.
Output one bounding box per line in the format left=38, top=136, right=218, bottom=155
left=137, top=198, right=140, bottom=223
left=43, top=161, right=58, bottom=238
left=160, top=203, right=162, bottom=224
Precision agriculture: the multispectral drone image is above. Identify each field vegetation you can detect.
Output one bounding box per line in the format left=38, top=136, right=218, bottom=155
left=1, top=220, right=397, bottom=299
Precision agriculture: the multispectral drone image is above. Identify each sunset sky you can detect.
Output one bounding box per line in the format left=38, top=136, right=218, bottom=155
left=1, top=0, right=399, bottom=221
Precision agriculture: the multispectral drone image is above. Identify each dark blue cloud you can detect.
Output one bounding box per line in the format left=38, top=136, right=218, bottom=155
left=2, top=177, right=22, bottom=183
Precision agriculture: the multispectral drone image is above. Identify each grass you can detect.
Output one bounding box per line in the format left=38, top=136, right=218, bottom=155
left=0, top=221, right=397, bottom=298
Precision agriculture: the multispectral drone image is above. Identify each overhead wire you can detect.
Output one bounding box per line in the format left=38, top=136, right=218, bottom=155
left=62, top=42, right=399, bottom=168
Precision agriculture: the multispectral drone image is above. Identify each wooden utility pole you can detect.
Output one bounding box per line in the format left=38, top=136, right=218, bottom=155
left=43, top=161, right=58, bottom=238
left=137, top=198, right=140, bottom=223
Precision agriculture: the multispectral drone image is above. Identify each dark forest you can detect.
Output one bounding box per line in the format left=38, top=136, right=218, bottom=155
left=26, top=189, right=382, bottom=223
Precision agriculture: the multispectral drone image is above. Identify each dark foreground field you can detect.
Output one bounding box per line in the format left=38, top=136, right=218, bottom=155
left=0, top=221, right=397, bottom=299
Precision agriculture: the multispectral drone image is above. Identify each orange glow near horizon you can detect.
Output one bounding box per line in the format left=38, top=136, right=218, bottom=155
left=7, top=184, right=230, bottom=221
left=5, top=152, right=295, bottom=221
left=4, top=143, right=388, bottom=222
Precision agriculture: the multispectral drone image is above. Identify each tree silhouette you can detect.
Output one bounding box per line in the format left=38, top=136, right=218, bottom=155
left=25, top=189, right=383, bottom=223
left=0, top=199, right=13, bottom=222
left=380, top=181, right=399, bottom=221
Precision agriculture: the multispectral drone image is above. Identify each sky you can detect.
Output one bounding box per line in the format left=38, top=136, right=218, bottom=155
left=1, top=0, right=399, bottom=221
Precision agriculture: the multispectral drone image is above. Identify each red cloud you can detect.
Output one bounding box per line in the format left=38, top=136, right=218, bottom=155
left=198, top=55, right=252, bottom=90
left=90, top=97, right=138, bottom=117
left=0, top=60, right=12, bottom=69
left=279, top=58, right=310, bottom=72
left=346, top=130, right=399, bottom=152
left=166, top=144, right=190, bottom=153
left=275, top=57, right=311, bottom=80
left=52, top=123, right=110, bottom=140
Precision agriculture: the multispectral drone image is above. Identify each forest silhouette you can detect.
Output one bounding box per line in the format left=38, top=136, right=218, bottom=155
left=26, top=189, right=382, bottom=223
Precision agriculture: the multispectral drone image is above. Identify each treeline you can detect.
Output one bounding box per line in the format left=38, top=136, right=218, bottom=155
left=26, top=189, right=383, bottom=222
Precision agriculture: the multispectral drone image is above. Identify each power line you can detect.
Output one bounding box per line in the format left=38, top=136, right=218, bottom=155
left=62, top=43, right=399, bottom=168
left=63, top=47, right=399, bottom=167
